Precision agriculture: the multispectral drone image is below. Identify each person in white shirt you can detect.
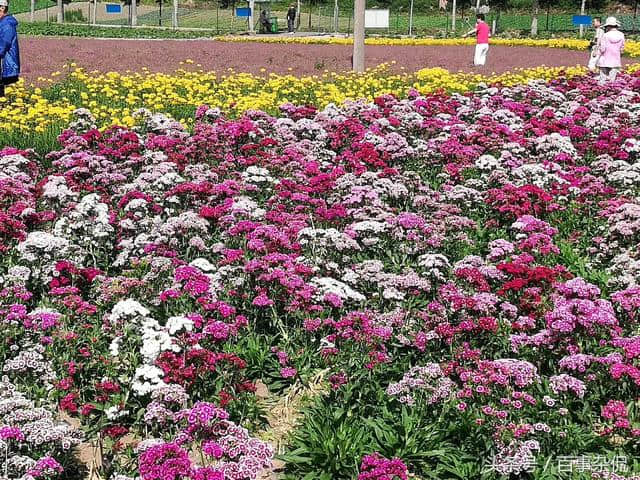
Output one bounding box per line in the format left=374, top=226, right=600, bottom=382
left=588, top=17, right=604, bottom=72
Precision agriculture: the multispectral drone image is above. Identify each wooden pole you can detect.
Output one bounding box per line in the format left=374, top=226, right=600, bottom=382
left=353, top=0, right=365, bottom=72
left=57, top=0, right=63, bottom=23
left=579, top=0, right=586, bottom=37
left=408, top=0, right=413, bottom=35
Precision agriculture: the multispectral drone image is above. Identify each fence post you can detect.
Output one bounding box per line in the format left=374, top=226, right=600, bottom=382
left=57, top=0, right=63, bottom=23
left=579, top=0, right=586, bottom=37
left=216, top=0, right=219, bottom=34
left=172, top=0, right=178, bottom=28
left=395, top=8, right=399, bottom=35
left=333, top=0, right=338, bottom=33
left=452, top=0, right=456, bottom=33
left=353, top=0, right=365, bottom=72
left=131, top=0, right=137, bottom=26
left=408, top=0, right=413, bottom=35
left=545, top=5, right=549, bottom=31
left=249, top=0, right=255, bottom=33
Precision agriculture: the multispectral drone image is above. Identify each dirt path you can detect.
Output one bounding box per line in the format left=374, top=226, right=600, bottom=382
left=20, top=36, right=635, bottom=83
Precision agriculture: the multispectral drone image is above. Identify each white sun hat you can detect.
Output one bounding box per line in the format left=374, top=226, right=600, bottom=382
left=0, top=0, right=8, bottom=7
left=603, top=16, right=620, bottom=28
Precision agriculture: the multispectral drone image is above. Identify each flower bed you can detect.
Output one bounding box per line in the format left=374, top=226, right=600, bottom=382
left=0, top=63, right=622, bottom=153
left=216, top=35, right=640, bottom=57
left=2, top=71, right=640, bottom=479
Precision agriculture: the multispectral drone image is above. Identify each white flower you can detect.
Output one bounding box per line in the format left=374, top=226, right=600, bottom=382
left=166, top=316, right=194, bottom=335
left=109, top=299, right=150, bottom=325
left=132, top=365, right=166, bottom=396
left=190, top=258, right=216, bottom=272
left=311, top=277, right=366, bottom=303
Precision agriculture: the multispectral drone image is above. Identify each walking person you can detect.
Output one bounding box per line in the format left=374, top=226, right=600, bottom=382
left=588, top=17, right=604, bottom=73
left=0, top=0, right=20, bottom=97
left=463, top=13, right=490, bottom=67
left=287, top=4, right=296, bottom=34
left=598, top=16, right=625, bottom=84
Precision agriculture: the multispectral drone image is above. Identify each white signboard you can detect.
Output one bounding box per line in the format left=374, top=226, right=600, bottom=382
left=365, top=9, right=389, bottom=29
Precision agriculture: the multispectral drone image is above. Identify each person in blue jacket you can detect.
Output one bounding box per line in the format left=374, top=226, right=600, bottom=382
left=0, top=0, right=20, bottom=97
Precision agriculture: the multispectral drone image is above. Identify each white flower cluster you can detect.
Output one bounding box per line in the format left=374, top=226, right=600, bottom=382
left=511, top=162, right=568, bottom=189
left=2, top=344, right=57, bottom=386
left=133, top=108, right=185, bottom=135
left=310, top=277, right=366, bottom=303
left=107, top=300, right=189, bottom=396
left=69, top=107, right=97, bottom=133
left=53, top=193, right=114, bottom=265
left=108, top=298, right=151, bottom=325
left=417, top=253, right=451, bottom=282
left=230, top=196, right=267, bottom=220
left=241, top=166, right=277, bottom=185
left=16, top=232, right=70, bottom=282
left=593, top=154, right=640, bottom=193
left=0, top=153, right=30, bottom=180
left=297, top=227, right=361, bottom=253
left=534, top=132, right=579, bottom=162
left=0, top=266, right=31, bottom=287
left=41, top=175, right=77, bottom=204
left=606, top=251, right=640, bottom=289
left=132, top=365, right=167, bottom=397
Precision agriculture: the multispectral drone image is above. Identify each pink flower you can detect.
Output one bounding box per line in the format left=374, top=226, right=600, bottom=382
left=280, top=367, right=297, bottom=378
left=252, top=292, right=274, bottom=307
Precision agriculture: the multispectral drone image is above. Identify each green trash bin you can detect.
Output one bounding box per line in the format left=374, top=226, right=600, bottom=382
left=270, top=16, right=278, bottom=33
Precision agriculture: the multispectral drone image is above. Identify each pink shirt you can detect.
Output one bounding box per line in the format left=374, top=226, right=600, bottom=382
left=476, top=21, right=490, bottom=44
left=598, top=29, right=625, bottom=68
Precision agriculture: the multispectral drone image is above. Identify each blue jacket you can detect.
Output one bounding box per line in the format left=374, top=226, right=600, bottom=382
left=0, top=15, right=19, bottom=78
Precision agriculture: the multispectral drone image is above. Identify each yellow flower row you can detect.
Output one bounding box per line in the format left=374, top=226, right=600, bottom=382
left=0, top=62, right=629, bottom=139
left=214, top=35, right=640, bottom=57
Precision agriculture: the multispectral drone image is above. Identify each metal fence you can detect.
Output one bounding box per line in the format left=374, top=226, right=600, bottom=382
left=15, top=1, right=640, bottom=36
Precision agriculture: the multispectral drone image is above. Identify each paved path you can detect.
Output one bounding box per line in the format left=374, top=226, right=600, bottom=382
left=20, top=36, right=635, bottom=83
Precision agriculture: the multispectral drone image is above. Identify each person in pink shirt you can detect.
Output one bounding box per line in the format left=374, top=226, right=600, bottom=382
left=598, top=16, right=625, bottom=83
left=464, top=13, right=490, bottom=67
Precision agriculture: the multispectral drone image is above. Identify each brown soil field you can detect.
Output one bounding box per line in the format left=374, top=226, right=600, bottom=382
left=20, top=36, right=636, bottom=83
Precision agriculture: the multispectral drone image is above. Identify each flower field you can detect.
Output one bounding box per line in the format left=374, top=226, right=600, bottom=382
left=0, top=63, right=608, bottom=154
left=3, top=63, right=640, bottom=480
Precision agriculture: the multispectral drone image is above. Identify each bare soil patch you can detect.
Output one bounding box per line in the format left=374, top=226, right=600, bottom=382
left=20, top=36, right=634, bottom=84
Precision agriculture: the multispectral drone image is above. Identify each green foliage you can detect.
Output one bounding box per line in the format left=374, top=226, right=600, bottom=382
left=7, top=0, right=55, bottom=15
left=64, top=8, right=86, bottom=22
left=19, top=21, right=219, bottom=38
